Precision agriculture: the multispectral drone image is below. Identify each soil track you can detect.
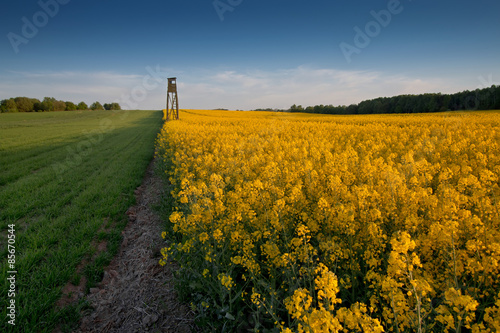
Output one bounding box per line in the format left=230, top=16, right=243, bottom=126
left=73, top=159, right=195, bottom=332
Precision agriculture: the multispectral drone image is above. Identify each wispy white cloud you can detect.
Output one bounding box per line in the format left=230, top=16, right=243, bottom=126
left=0, top=70, right=145, bottom=106
left=180, top=66, right=456, bottom=110
left=0, top=66, right=470, bottom=110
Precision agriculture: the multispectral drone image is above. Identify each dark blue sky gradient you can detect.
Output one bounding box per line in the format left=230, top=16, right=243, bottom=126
left=1, top=0, right=499, bottom=109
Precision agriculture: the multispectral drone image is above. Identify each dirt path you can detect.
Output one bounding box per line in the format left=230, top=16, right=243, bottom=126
left=74, top=159, right=196, bottom=332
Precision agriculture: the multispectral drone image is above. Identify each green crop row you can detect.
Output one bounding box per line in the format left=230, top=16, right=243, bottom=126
left=0, top=110, right=162, bottom=332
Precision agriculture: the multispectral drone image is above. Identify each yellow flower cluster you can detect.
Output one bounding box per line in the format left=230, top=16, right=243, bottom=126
left=157, top=110, right=500, bottom=332
left=218, top=273, right=235, bottom=291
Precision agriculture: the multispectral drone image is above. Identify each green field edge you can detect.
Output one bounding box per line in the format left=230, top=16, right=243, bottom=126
left=0, top=111, right=163, bottom=332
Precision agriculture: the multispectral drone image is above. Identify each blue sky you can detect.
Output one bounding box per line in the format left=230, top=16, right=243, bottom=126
left=1, top=0, right=499, bottom=110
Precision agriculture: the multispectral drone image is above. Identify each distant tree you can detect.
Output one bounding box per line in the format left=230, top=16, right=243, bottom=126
left=103, top=102, right=121, bottom=110
left=30, top=98, right=40, bottom=111
left=358, top=100, right=372, bottom=114
left=77, top=102, right=88, bottom=110
left=461, top=90, right=478, bottom=110
left=1, top=98, right=18, bottom=112
left=90, top=102, right=104, bottom=110
left=426, top=95, right=439, bottom=112
left=289, top=104, right=304, bottom=112
left=254, top=108, right=279, bottom=111
left=65, top=101, right=77, bottom=111
left=494, top=85, right=500, bottom=109
left=313, top=105, right=324, bottom=113
left=346, top=104, right=358, bottom=114
left=53, top=100, right=66, bottom=111
left=441, top=95, right=452, bottom=111
left=14, top=97, right=36, bottom=112
left=291, top=85, right=499, bottom=116
left=33, top=101, right=43, bottom=112
left=40, top=97, right=56, bottom=111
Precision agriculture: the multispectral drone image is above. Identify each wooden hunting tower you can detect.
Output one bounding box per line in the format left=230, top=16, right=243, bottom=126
left=165, top=77, right=179, bottom=120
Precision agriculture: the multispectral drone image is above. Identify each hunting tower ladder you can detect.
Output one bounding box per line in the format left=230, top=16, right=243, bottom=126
left=165, top=77, right=179, bottom=121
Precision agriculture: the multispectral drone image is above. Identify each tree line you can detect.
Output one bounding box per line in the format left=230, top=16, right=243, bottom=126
left=0, top=97, right=121, bottom=113
left=287, top=85, right=500, bottom=114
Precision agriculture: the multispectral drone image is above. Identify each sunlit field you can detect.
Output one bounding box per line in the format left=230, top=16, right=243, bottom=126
left=0, top=110, right=162, bottom=332
left=157, top=109, right=500, bottom=332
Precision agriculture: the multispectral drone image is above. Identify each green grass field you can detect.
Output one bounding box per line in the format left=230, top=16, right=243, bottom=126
left=0, top=110, right=162, bottom=332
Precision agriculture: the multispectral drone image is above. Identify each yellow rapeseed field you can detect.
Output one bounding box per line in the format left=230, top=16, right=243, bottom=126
left=157, top=109, right=500, bottom=332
